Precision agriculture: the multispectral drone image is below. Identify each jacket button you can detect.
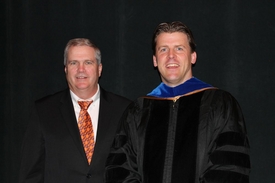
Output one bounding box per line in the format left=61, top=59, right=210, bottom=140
left=86, top=173, right=92, bottom=178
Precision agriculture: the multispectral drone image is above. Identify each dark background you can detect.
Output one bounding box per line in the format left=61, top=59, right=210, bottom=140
left=2, top=0, right=275, bottom=182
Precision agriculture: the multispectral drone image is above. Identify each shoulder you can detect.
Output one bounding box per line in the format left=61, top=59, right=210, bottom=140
left=100, top=87, right=132, bottom=106
left=35, top=89, right=69, bottom=106
left=123, top=97, right=149, bottom=115
left=202, top=89, right=239, bottom=105
left=200, top=89, right=244, bottom=123
left=202, top=89, right=244, bottom=122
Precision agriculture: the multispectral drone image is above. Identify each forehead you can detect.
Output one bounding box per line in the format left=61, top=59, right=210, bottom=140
left=67, top=46, right=96, bottom=59
left=156, top=32, right=189, bottom=46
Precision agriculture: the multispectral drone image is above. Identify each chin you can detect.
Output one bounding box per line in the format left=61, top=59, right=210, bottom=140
left=75, top=85, right=89, bottom=90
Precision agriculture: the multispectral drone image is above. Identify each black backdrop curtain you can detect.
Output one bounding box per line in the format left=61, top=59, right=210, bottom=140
left=2, top=0, right=275, bottom=182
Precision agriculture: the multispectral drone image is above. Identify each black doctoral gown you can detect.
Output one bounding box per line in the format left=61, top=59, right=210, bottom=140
left=105, top=88, right=250, bottom=183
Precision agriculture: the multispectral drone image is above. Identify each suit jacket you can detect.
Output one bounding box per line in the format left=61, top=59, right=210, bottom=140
left=18, top=87, right=131, bottom=183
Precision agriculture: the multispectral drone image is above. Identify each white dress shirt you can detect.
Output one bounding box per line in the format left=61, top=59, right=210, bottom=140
left=70, top=85, right=100, bottom=142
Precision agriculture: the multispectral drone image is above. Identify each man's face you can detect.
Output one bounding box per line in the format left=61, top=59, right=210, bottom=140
left=65, top=46, right=102, bottom=97
left=153, top=32, right=197, bottom=87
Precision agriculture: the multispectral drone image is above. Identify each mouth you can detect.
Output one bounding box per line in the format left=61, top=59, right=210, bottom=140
left=166, top=63, right=179, bottom=68
left=76, top=76, right=87, bottom=79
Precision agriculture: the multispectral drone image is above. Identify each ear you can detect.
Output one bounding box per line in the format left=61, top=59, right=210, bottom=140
left=98, top=63, right=103, bottom=77
left=191, top=51, right=197, bottom=64
left=153, top=55, right=158, bottom=67
left=64, top=66, right=67, bottom=73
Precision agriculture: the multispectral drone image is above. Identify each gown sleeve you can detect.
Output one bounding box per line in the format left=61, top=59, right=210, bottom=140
left=200, top=90, right=250, bottom=183
left=105, top=101, right=142, bottom=183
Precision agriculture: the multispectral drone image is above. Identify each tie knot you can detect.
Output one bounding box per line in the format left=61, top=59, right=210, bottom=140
left=78, top=101, right=92, bottom=110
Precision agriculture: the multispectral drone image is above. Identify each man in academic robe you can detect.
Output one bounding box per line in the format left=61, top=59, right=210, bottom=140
left=105, top=21, right=250, bottom=183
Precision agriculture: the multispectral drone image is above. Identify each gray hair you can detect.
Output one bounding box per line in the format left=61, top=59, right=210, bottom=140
left=64, top=38, right=101, bottom=65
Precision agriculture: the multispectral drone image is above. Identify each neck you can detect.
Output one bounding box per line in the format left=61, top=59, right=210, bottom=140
left=71, top=86, right=98, bottom=100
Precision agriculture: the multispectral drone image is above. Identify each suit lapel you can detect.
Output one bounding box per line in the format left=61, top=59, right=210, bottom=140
left=59, top=90, right=87, bottom=163
left=95, top=88, right=115, bottom=146
left=90, top=88, right=116, bottom=167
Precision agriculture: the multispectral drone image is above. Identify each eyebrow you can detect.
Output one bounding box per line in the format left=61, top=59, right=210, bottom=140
left=68, top=59, right=94, bottom=62
left=157, top=45, right=187, bottom=50
left=175, top=44, right=186, bottom=48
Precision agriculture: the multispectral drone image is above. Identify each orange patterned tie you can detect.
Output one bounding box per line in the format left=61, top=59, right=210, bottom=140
left=78, top=101, right=94, bottom=165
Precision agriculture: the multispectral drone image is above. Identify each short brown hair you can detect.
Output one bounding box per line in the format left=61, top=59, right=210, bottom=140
left=64, top=38, right=101, bottom=65
left=152, top=21, right=196, bottom=54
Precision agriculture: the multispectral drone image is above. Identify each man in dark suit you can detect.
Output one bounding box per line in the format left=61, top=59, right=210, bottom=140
left=18, top=38, right=131, bottom=183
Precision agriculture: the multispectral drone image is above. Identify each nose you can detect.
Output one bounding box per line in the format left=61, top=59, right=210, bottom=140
left=169, top=50, right=175, bottom=58
left=77, top=63, right=85, bottom=72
